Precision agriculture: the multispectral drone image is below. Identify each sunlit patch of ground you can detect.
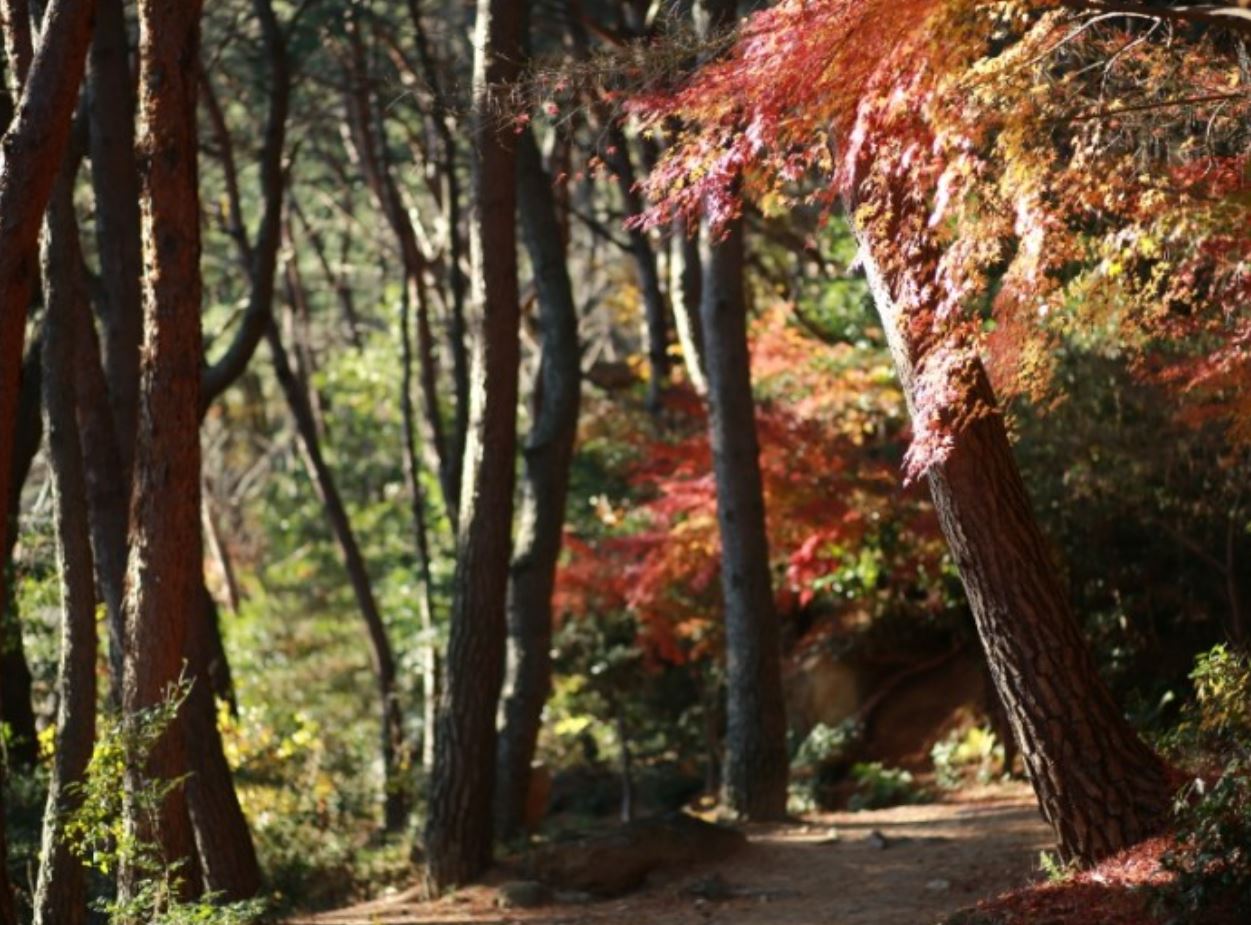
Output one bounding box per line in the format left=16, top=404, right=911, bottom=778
left=288, top=782, right=1053, bottom=925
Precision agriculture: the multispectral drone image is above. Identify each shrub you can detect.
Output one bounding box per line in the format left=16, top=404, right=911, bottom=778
left=848, top=762, right=930, bottom=811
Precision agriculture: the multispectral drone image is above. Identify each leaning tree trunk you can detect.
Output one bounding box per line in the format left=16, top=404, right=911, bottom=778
left=496, top=126, right=582, bottom=841
left=848, top=146, right=1171, bottom=865
left=32, top=154, right=98, bottom=925
left=695, top=0, right=789, bottom=822
left=267, top=319, right=408, bottom=832
left=121, top=0, right=205, bottom=903
left=2, top=340, right=41, bottom=771
left=183, top=588, right=262, bottom=899
left=699, top=213, right=789, bottom=820
left=423, top=0, right=524, bottom=893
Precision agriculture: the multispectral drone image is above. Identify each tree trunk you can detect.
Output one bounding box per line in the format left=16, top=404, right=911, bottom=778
left=32, top=154, right=98, bottom=925
left=849, top=152, right=1171, bottom=864
left=74, top=291, right=131, bottom=706
left=2, top=339, right=40, bottom=771
left=121, top=0, right=204, bottom=903
left=88, top=0, right=143, bottom=482
left=267, top=319, right=408, bottom=832
left=0, top=0, right=97, bottom=758
left=496, top=126, right=582, bottom=841
left=670, top=218, right=707, bottom=394
left=605, top=125, right=670, bottom=414
left=397, top=276, right=439, bottom=771
left=423, top=0, right=524, bottom=893
left=183, top=587, right=262, bottom=900
left=700, top=213, right=789, bottom=820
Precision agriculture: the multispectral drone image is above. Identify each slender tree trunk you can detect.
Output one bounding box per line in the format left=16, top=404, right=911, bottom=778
left=606, top=126, right=670, bottom=414
left=73, top=301, right=131, bottom=706
left=32, top=155, right=98, bottom=925
left=849, top=149, right=1171, bottom=864
left=671, top=218, right=707, bottom=394
left=267, top=319, right=409, bottom=832
left=121, top=0, right=204, bottom=903
left=496, top=126, right=581, bottom=841
left=407, top=0, right=470, bottom=486
left=2, top=340, right=40, bottom=770
left=700, top=213, right=789, bottom=820
left=398, top=278, right=440, bottom=771
left=88, top=0, right=143, bottom=482
left=423, top=0, right=524, bottom=893
left=183, top=587, right=262, bottom=900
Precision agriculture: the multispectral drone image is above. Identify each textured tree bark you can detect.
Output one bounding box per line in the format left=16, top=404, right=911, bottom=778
left=0, top=3, right=97, bottom=914
left=0, top=0, right=97, bottom=740
left=423, top=0, right=524, bottom=892
left=2, top=339, right=40, bottom=771
left=694, top=0, right=789, bottom=823
left=849, top=165, right=1171, bottom=865
left=496, top=126, right=582, bottom=841
left=699, top=215, right=790, bottom=821
left=88, top=0, right=143, bottom=482
left=73, top=301, right=131, bottom=705
left=268, top=319, right=409, bottom=832
left=183, top=587, right=262, bottom=900
left=121, top=0, right=204, bottom=903
left=32, top=155, right=98, bottom=925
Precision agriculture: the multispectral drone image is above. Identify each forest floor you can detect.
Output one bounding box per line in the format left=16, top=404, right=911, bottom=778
left=288, top=782, right=1052, bottom=925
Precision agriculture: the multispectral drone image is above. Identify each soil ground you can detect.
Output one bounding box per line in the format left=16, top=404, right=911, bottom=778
left=288, top=782, right=1051, bottom=925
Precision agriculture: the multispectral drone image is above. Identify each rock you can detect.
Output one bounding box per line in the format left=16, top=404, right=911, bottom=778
left=866, top=829, right=890, bottom=850
left=496, top=880, right=552, bottom=909
left=926, top=878, right=952, bottom=892
left=528, top=813, right=747, bottom=897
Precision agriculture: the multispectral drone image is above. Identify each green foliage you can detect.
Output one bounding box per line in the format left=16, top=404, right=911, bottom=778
left=1155, top=646, right=1251, bottom=918
left=1037, top=850, right=1075, bottom=884
left=1159, top=761, right=1251, bottom=918
left=847, top=762, right=930, bottom=811
left=930, top=725, right=1004, bottom=790
left=63, top=688, right=268, bottom=924
left=792, top=720, right=862, bottom=771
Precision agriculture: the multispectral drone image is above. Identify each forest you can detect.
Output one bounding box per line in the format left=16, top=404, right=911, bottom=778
left=1, top=0, right=1251, bottom=923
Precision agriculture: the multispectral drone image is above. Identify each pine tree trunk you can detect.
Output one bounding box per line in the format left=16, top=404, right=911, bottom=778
left=268, top=320, right=408, bottom=832
left=700, top=216, right=790, bottom=820
left=32, top=155, right=98, bottom=925
left=0, top=3, right=96, bottom=914
left=496, top=126, right=582, bottom=841
left=87, top=0, right=143, bottom=482
left=423, top=0, right=524, bottom=892
left=73, top=300, right=131, bottom=705
left=2, top=339, right=40, bottom=771
left=183, top=587, right=262, bottom=900
left=851, top=172, right=1171, bottom=864
left=121, top=0, right=204, bottom=903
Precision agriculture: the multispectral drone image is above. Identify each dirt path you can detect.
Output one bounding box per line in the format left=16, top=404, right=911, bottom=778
left=289, top=783, right=1050, bottom=925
